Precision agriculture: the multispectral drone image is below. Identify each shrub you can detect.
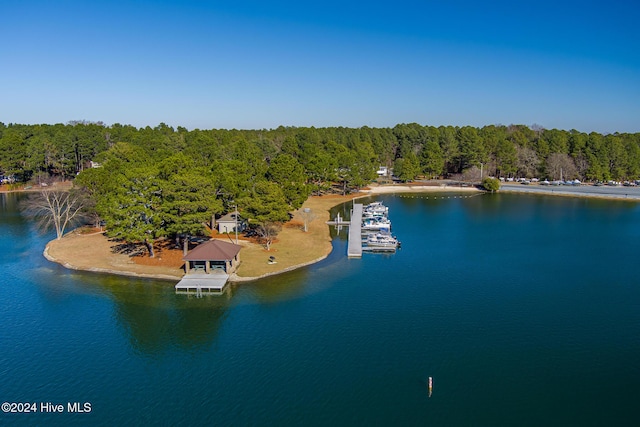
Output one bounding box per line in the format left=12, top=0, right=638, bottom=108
left=482, top=177, right=501, bottom=192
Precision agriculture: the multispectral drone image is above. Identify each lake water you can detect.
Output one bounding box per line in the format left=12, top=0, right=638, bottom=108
left=1, top=191, right=639, bottom=426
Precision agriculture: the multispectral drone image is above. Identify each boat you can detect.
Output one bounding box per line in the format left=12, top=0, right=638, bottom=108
left=362, top=209, right=386, bottom=219
left=362, top=217, right=391, bottom=231
left=365, top=201, right=386, bottom=209
left=359, top=201, right=402, bottom=253
left=365, top=233, right=399, bottom=248
left=363, top=201, right=389, bottom=218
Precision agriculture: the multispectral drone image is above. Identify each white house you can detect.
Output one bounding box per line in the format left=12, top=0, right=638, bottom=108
left=217, top=212, right=246, bottom=234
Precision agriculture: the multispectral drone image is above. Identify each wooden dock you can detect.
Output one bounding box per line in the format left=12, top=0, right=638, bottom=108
left=347, top=203, right=363, bottom=258
left=175, top=271, right=229, bottom=296
left=326, top=220, right=351, bottom=225
left=326, top=212, right=350, bottom=226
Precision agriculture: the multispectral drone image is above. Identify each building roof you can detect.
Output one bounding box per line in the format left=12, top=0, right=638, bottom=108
left=183, top=239, right=242, bottom=261
left=217, top=212, right=242, bottom=223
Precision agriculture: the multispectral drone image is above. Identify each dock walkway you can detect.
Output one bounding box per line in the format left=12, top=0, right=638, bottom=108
left=347, top=203, right=363, bottom=258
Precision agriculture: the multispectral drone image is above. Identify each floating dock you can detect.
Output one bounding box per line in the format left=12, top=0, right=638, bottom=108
left=330, top=201, right=397, bottom=257
left=361, top=246, right=397, bottom=252
left=347, top=203, right=363, bottom=258
left=326, top=212, right=350, bottom=226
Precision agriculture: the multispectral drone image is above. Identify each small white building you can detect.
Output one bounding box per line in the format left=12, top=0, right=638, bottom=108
left=217, top=212, right=246, bottom=234
left=376, top=166, right=389, bottom=176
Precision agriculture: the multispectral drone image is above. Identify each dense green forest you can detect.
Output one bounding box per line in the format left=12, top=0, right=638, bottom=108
left=2, top=121, right=639, bottom=186
left=2, top=121, right=639, bottom=253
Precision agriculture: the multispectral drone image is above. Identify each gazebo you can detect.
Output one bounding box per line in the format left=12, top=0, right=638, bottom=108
left=176, top=239, right=242, bottom=295
left=183, top=239, right=242, bottom=275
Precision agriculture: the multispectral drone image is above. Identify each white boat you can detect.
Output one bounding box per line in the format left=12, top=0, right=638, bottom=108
left=363, top=211, right=387, bottom=220
left=363, top=201, right=388, bottom=217
left=362, top=217, right=391, bottom=231
left=365, top=201, right=385, bottom=209
left=366, top=233, right=399, bottom=248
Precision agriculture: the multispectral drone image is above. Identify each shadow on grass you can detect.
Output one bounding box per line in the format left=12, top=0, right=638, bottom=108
left=110, top=241, right=146, bottom=257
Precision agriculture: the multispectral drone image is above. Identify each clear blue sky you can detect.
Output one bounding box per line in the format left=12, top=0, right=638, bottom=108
left=2, top=0, right=639, bottom=133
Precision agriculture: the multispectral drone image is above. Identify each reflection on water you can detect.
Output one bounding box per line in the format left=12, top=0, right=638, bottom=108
left=239, top=271, right=309, bottom=302
left=3, top=192, right=640, bottom=426
left=113, top=290, right=228, bottom=355
left=56, top=272, right=233, bottom=356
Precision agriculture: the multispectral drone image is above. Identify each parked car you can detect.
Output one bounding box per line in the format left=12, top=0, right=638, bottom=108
left=0, top=175, right=16, bottom=184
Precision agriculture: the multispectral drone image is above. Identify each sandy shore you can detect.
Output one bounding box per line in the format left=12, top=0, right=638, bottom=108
left=499, top=183, right=640, bottom=200
left=365, top=183, right=481, bottom=194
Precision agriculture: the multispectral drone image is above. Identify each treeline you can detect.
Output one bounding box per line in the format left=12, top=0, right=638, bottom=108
left=2, top=121, right=640, bottom=184
left=1, top=121, right=639, bottom=253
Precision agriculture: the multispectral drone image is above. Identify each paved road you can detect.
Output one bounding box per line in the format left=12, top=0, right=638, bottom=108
left=500, top=183, right=640, bottom=200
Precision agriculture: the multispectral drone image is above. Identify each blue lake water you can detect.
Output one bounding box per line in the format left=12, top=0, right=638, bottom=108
left=1, top=191, right=639, bottom=426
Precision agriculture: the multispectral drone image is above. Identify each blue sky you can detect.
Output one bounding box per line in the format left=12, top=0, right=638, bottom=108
left=2, top=0, right=639, bottom=133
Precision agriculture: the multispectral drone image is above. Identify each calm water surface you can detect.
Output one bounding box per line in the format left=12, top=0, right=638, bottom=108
left=1, top=192, right=639, bottom=426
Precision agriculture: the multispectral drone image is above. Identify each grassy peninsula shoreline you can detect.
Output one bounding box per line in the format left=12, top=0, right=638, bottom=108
left=42, top=185, right=479, bottom=283
left=43, top=181, right=639, bottom=283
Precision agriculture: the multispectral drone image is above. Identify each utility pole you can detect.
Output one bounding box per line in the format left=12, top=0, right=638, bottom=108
left=233, top=205, right=238, bottom=244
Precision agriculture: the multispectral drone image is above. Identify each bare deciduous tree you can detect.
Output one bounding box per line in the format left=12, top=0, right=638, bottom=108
left=22, top=190, right=85, bottom=240
left=546, top=153, right=577, bottom=181
left=255, top=222, right=282, bottom=251
left=573, top=153, right=589, bottom=179
left=516, top=146, right=540, bottom=178
left=461, top=165, right=481, bottom=182
left=299, top=208, right=316, bottom=232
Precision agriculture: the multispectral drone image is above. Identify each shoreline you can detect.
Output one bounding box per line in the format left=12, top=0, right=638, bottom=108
left=498, top=183, right=640, bottom=200
left=43, top=194, right=348, bottom=283
left=43, top=182, right=639, bottom=284
left=43, top=242, right=182, bottom=282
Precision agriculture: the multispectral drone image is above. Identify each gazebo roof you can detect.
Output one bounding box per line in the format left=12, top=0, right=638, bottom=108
left=183, top=239, right=242, bottom=261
